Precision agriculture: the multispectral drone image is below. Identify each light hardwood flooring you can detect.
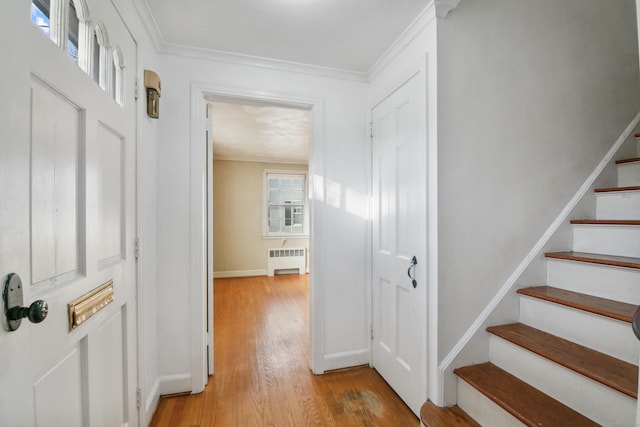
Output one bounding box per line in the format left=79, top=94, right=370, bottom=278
left=149, top=274, right=419, bottom=426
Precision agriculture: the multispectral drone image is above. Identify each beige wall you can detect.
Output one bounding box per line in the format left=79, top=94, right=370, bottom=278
left=213, top=159, right=309, bottom=275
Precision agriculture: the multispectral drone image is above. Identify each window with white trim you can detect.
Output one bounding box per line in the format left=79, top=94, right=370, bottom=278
left=264, top=171, right=308, bottom=237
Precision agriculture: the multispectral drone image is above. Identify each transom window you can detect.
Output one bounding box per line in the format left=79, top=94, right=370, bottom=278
left=67, top=0, right=79, bottom=63
left=31, top=0, right=51, bottom=37
left=29, top=0, right=124, bottom=106
left=264, top=172, right=308, bottom=236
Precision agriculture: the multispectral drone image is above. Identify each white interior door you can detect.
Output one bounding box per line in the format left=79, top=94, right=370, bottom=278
left=371, top=73, right=427, bottom=416
left=0, top=1, right=138, bottom=425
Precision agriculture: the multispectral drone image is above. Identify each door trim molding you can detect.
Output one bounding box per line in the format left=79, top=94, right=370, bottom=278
left=189, top=83, right=326, bottom=390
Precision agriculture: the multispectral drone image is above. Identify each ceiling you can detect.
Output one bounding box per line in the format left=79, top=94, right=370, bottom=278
left=143, top=0, right=431, bottom=165
left=143, top=0, right=430, bottom=73
left=211, top=102, right=309, bottom=164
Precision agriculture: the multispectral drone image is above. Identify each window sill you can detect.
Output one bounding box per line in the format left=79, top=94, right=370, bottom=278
left=262, top=235, right=308, bottom=240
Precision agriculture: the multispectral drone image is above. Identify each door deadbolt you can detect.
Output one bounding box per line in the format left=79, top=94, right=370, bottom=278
left=3, top=273, right=48, bottom=331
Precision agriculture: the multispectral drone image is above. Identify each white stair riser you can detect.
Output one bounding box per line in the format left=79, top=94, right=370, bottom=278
left=617, top=162, right=640, bottom=187
left=519, top=296, right=637, bottom=364
left=596, top=191, right=640, bottom=220
left=572, top=225, right=640, bottom=258
left=547, top=259, right=640, bottom=304
left=456, top=379, right=525, bottom=427
left=490, top=336, right=636, bottom=426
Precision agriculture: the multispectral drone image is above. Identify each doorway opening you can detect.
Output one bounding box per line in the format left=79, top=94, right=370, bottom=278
left=188, top=87, right=325, bottom=392
left=208, top=97, right=311, bottom=377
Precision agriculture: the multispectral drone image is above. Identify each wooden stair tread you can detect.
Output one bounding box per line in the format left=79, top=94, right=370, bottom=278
left=487, top=323, right=638, bottom=398
left=454, top=362, right=599, bottom=426
left=570, top=219, right=640, bottom=226
left=616, top=157, right=640, bottom=165
left=517, top=286, right=635, bottom=322
left=545, top=251, right=640, bottom=270
left=594, top=185, right=640, bottom=193
left=420, top=401, right=480, bottom=427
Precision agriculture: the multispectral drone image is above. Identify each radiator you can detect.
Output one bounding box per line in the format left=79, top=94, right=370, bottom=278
left=267, top=248, right=306, bottom=276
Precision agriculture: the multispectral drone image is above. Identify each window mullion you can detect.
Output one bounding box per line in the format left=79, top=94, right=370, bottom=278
left=100, top=44, right=110, bottom=91
left=77, top=18, right=91, bottom=73
left=49, top=0, right=66, bottom=50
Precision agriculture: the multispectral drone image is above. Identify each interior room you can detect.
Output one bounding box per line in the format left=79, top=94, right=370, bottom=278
left=2, top=0, right=640, bottom=426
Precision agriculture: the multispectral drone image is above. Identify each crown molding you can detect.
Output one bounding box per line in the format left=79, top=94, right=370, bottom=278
left=129, top=0, right=446, bottom=83
left=366, top=2, right=437, bottom=81
left=435, top=0, right=461, bottom=18
left=130, top=0, right=165, bottom=51
left=159, top=43, right=368, bottom=83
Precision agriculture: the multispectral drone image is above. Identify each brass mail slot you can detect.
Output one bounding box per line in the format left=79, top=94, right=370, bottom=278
left=68, top=280, right=114, bottom=330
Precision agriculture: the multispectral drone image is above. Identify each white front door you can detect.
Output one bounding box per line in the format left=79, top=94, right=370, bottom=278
left=0, top=1, right=138, bottom=425
left=371, top=73, right=427, bottom=416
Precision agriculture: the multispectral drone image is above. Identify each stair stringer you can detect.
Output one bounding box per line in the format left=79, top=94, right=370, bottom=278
left=436, top=111, right=640, bottom=407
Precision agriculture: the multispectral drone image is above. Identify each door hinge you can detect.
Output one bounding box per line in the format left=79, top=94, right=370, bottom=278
left=135, top=237, right=140, bottom=260
left=136, top=386, right=142, bottom=409
left=370, top=324, right=374, bottom=341
left=134, top=78, right=140, bottom=101
left=369, top=122, right=373, bottom=139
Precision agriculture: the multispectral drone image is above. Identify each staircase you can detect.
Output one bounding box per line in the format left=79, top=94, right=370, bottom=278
left=422, top=144, right=640, bottom=426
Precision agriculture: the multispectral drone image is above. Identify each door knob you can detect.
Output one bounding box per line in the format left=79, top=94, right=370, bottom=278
left=3, top=273, right=48, bottom=331
left=7, top=300, right=48, bottom=324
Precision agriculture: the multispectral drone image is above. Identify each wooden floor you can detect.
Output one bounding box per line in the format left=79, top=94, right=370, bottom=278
left=150, top=274, right=418, bottom=427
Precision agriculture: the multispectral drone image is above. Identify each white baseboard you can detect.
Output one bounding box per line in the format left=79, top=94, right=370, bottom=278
left=144, top=374, right=192, bottom=424
left=213, top=269, right=267, bottom=278
left=144, top=378, right=161, bottom=425
left=158, top=373, right=192, bottom=395
left=323, top=348, right=370, bottom=372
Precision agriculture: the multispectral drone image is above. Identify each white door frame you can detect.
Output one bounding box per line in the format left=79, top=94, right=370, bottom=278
left=189, top=83, right=326, bottom=391
left=367, top=55, right=438, bottom=407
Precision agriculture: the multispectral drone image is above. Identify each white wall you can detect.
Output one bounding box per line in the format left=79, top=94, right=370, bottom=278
left=154, top=54, right=369, bottom=385
left=436, top=0, right=639, bottom=382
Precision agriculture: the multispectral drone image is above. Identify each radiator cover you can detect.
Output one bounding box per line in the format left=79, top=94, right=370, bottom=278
left=267, top=248, right=306, bottom=276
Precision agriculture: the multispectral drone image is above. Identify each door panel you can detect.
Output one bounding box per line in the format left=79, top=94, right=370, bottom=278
left=0, top=1, right=138, bottom=425
left=96, top=122, right=125, bottom=266
left=92, top=309, right=126, bottom=427
left=31, top=77, right=81, bottom=288
left=33, top=346, right=85, bottom=427
left=371, top=73, right=427, bottom=416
